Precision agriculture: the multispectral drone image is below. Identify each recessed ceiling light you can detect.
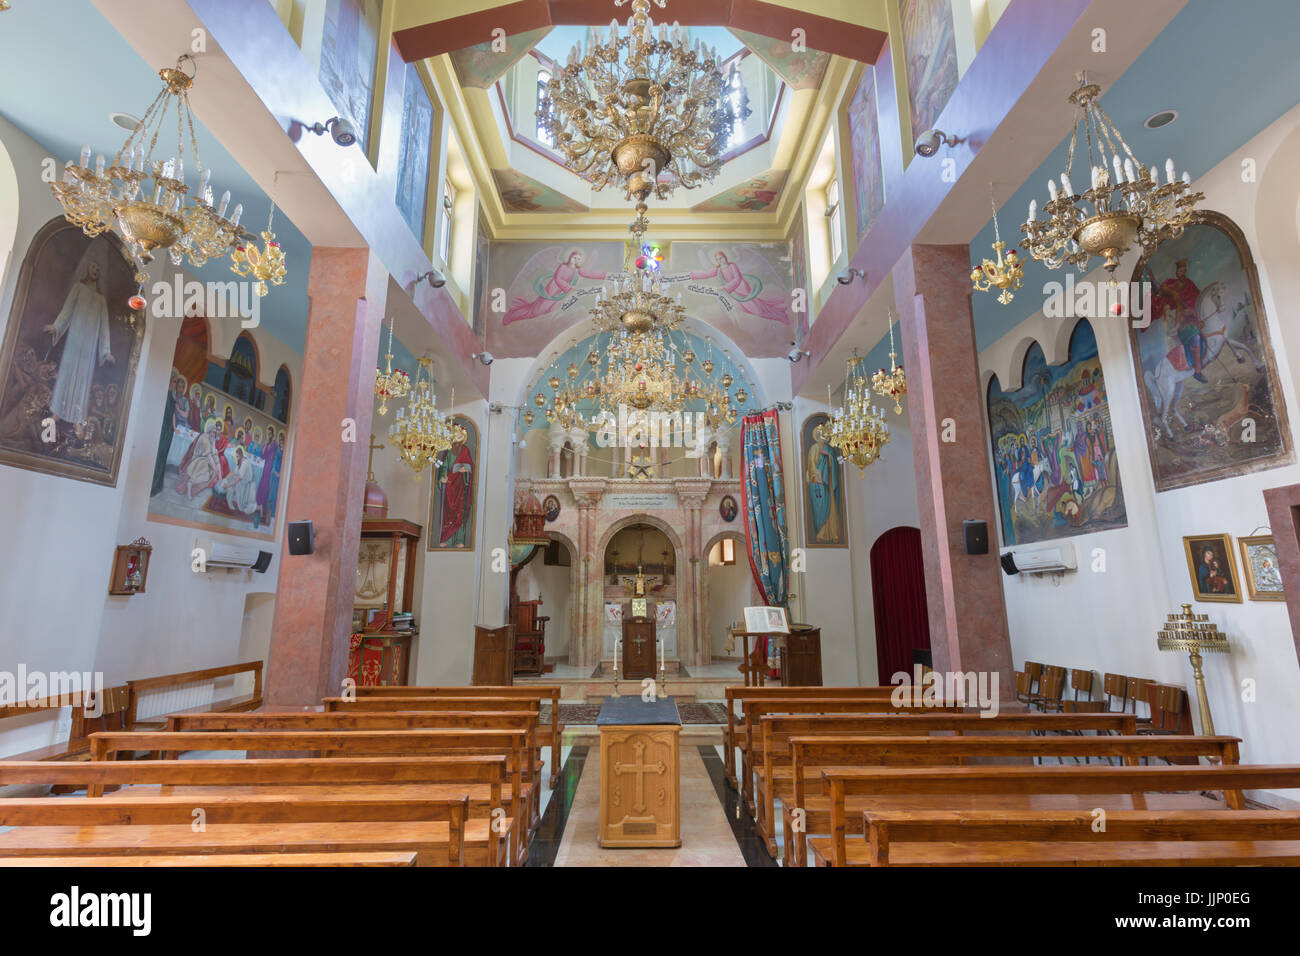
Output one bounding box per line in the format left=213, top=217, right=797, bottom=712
left=109, top=112, right=142, bottom=132
left=1144, top=109, right=1178, bottom=130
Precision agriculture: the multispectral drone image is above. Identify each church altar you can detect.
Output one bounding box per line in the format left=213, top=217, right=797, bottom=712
left=596, top=695, right=682, bottom=848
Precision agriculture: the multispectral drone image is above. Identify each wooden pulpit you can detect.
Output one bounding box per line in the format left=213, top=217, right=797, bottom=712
left=597, top=696, right=681, bottom=848
left=621, top=601, right=657, bottom=679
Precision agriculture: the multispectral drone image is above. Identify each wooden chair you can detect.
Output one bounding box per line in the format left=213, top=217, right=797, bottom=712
left=1103, top=673, right=1129, bottom=713
left=1017, top=661, right=1044, bottom=705
left=1126, top=677, right=1155, bottom=730
left=1033, top=666, right=1067, bottom=714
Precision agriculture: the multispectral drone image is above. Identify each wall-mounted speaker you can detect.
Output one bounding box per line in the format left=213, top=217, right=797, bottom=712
left=287, top=520, right=314, bottom=555
left=962, top=519, right=988, bottom=555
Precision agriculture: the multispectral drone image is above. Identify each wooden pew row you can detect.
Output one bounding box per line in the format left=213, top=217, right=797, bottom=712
left=861, top=809, right=1300, bottom=866
left=0, top=756, right=511, bottom=866
left=722, top=686, right=902, bottom=785
left=160, top=711, right=540, bottom=855
left=86, top=729, right=531, bottom=864
left=780, top=732, right=1240, bottom=866
left=0, top=793, right=472, bottom=866
left=814, top=763, right=1300, bottom=866
left=738, top=698, right=964, bottom=814
left=0, top=852, right=418, bottom=867
left=351, top=686, right=565, bottom=787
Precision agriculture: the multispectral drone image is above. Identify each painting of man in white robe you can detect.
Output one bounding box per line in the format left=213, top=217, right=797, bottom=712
left=0, top=219, right=142, bottom=486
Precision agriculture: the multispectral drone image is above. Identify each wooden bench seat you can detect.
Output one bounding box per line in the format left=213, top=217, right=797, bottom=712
left=0, top=852, right=419, bottom=867
left=777, top=732, right=1241, bottom=865
left=126, top=661, right=263, bottom=728
left=346, top=686, right=564, bottom=787
left=858, top=809, right=1300, bottom=866
left=814, top=764, right=1300, bottom=866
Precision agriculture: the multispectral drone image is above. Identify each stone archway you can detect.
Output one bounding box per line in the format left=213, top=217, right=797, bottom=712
left=593, top=513, right=689, bottom=667
left=701, top=529, right=755, bottom=663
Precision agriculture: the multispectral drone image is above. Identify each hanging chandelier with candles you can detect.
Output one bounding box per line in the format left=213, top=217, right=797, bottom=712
left=538, top=0, right=747, bottom=214
left=971, top=186, right=1023, bottom=304
left=1020, top=75, right=1204, bottom=275
left=388, top=357, right=465, bottom=476
left=589, top=266, right=686, bottom=335
left=871, top=312, right=907, bottom=415
left=827, top=350, right=891, bottom=471
left=373, top=315, right=411, bottom=416
left=50, top=55, right=256, bottom=288
left=230, top=201, right=287, bottom=297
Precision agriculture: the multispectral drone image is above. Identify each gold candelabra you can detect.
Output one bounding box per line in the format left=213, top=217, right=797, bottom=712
left=827, top=350, right=891, bottom=471
left=589, top=268, right=686, bottom=335
left=537, top=0, right=747, bottom=205
left=1020, top=75, right=1204, bottom=274
left=50, top=55, right=256, bottom=288
left=1157, top=603, right=1230, bottom=736
left=373, top=315, right=411, bottom=416
left=870, top=312, right=907, bottom=415
left=971, top=186, right=1023, bottom=304
left=388, top=357, right=464, bottom=476
left=230, top=201, right=287, bottom=296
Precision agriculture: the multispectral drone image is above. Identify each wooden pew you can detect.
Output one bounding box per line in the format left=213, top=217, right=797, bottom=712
left=738, top=697, right=963, bottom=814
left=126, top=661, right=263, bottom=727
left=0, top=793, right=471, bottom=866
left=0, top=852, right=419, bottom=867
left=861, top=809, right=1300, bottom=866
left=780, top=730, right=1239, bottom=865
left=348, top=686, right=565, bottom=787
left=722, top=686, right=901, bottom=785
left=0, top=756, right=511, bottom=866
left=0, top=687, right=130, bottom=763
left=814, top=763, right=1300, bottom=866
left=86, top=728, right=532, bottom=863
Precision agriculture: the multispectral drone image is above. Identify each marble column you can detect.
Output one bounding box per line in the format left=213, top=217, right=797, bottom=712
left=675, top=478, right=712, bottom=667
left=892, top=244, right=1013, bottom=693
left=570, top=478, right=606, bottom=667
left=267, top=247, right=388, bottom=707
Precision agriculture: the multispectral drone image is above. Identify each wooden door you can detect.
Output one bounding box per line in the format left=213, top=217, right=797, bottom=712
left=622, top=619, right=657, bottom=679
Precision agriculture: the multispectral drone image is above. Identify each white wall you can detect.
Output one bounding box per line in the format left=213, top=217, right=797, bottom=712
left=979, top=104, right=1300, bottom=803
left=0, top=117, right=300, bottom=756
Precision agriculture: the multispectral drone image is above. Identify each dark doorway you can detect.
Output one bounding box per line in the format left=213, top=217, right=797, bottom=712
left=869, top=526, right=931, bottom=680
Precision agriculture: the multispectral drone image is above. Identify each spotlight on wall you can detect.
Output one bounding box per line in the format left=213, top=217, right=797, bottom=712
left=836, top=267, right=866, bottom=286
left=416, top=268, right=446, bottom=289
left=787, top=344, right=810, bottom=364
left=913, top=128, right=960, bottom=157
left=306, top=116, right=358, bottom=147
left=473, top=351, right=494, bottom=366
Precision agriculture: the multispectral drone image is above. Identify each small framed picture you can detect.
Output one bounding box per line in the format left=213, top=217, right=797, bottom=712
left=1182, top=533, right=1242, bottom=603
left=719, top=494, right=738, bottom=522
left=1239, top=534, right=1285, bottom=601
left=543, top=494, right=561, bottom=522
left=744, top=605, right=789, bottom=633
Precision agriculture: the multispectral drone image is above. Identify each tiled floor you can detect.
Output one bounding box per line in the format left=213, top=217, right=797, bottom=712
left=549, top=744, right=748, bottom=866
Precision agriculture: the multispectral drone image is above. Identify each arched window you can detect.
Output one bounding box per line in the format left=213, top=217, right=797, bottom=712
left=272, top=365, right=292, bottom=424
left=222, top=333, right=259, bottom=405
left=536, top=69, right=553, bottom=146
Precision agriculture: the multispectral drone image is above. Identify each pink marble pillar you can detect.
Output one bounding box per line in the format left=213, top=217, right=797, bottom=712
left=892, top=244, right=1013, bottom=693
left=1263, top=483, right=1300, bottom=668
left=267, top=248, right=389, bottom=707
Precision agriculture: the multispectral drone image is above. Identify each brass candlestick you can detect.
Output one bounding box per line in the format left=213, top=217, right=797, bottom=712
left=1157, top=603, right=1230, bottom=735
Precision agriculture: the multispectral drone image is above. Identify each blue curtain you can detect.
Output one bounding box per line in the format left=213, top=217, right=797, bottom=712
left=740, top=409, right=790, bottom=607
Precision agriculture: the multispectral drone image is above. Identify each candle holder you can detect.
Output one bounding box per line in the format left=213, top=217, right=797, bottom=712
left=1156, top=603, right=1230, bottom=735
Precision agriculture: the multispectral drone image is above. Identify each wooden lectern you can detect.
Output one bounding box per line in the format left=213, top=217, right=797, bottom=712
left=597, top=696, right=681, bottom=848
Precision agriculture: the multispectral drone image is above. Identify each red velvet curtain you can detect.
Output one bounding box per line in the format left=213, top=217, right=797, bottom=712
left=870, top=526, right=931, bottom=681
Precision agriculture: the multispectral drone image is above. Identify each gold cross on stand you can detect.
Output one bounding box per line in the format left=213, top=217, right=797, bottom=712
left=367, top=434, right=384, bottom=482
left=615, top=739, right=666, bottom=814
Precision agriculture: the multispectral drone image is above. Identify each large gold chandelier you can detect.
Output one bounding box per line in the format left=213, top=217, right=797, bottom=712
left=538, top=0, right=745, bottom=211
left=1020, top=75, right=1203, bottom=274
left=826, top=350, right=891, bottom=471
left=51, top=55, right=254, bottom=287
left=388, top=357, right=465, bottom=476
left=590, top=268, right=686, bottom=335
left=597, top=332, right=687, bottom=413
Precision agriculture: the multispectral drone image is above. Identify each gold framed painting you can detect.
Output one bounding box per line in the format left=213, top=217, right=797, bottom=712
left=1182, top=533, right=1242, bottom=603
left=1238, top=534, right=1285, bottom=601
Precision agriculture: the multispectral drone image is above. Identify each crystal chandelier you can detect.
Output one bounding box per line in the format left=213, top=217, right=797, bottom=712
left=230, top=201, right=287, bottom=296
left=538, top=0, right=746, bottom=212
left=388, top=357, right=465, bottom=476
left=971, top=186, right=1023, bottom=304
left=50, top=55, right=254, bottom=288
left=1020, top=75, right=1204, bottom=274
left=373, top=315, right=410, bottom=416
left=597, top=332, right=686, bottom=413
left=827, top=350, right=891, bottom=471
left=871, top=312, right=907, bottom=415
left=590, top=267, right=686, bottom=335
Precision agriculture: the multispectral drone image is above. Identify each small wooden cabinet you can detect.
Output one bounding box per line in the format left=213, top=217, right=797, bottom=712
left=350, top=518, right=421, bottom=687
left=472, top=624, right=514, bottom=686
left=779, top=624, right=823, bottom=686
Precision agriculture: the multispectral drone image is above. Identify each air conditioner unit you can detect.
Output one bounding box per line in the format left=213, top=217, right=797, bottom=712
left=196, top=537, right=272, bottom=573
left=1000, top=541, right=1077, bottom=575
